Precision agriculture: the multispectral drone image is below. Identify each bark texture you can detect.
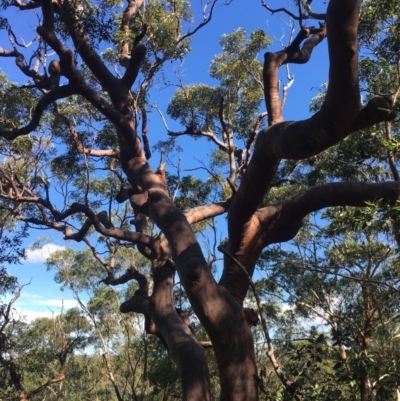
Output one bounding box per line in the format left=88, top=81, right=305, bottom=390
left=0, top=0, right=397, bottom=400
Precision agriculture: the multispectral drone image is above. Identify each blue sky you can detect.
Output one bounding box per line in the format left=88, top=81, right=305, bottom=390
left=1, top=0, right=330, bottom=320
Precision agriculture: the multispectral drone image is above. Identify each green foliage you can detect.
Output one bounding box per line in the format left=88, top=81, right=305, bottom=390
left=167, top=174, right=214, bottom=209
left=0, top=0, right=400, bottom=399
left=0, top=267, right=16, bottom=295
left=0, top=74, right=40, bottom=131
left=167, top=84, right=224, bottom=131
left=127, top=0, right=192, bottom=65
left=0, top=301, right=93, bottom=400
left=167, top=28, right=270, bottom=140
left=255, top=204, right=400, bottom=400
left=359, top=0, right=400, bottom=64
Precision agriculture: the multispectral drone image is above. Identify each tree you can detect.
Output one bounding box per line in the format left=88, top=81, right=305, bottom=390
left=0, top=284, right=92, bottom=401
left=0, top=0, right=399, bottom=400
left=257, top=212, right=400, bottom=400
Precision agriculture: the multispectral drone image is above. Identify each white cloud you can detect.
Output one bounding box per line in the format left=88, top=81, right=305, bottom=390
left=25, top=244, right=66, bottom=263
left=34, top=298, right=79, bottom=309
left=18, top=293, right=80, bottom=309
left=12, top=296, right=81, bottom=323
left=19, top=291, right=43, bottom=300
left=15, top=309, right=58, bottom=322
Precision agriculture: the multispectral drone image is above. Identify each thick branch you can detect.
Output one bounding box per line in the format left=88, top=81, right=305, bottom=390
left=122, top=44, right=147, bottom=89
left=258, top=181, right=400, bottom=247
left=102, top=266, right=148, bottom=287
left=37, top=0, right=69, bottom=57
left=65, top=203, right=156, bottom=249
left=183, top=201, right=230, bottom=224
left=0, top=45, right=49, bottom=88
left=263, top=25, right=327, bottom=125
left=37, top=0, right=133, bottom=133
left=140, top=105, right=151, bottom=160
left=147, top=188, right=258, bottom=400
left=119, top=0, right=145, bottom=67
left=11, top=0, right=41, bottom=10
left=122, top=248, right=212, bottom=401
left=0, top=85, right=76, bottom=139
left=222, top=180, right=400, bottom=302
left=224, top=0, right=395, bottom=301
left=219, top=246, right=294, bottom=392
left=61, top=2, right=118, bottom=92
left=119, top=268, right=150, bottom=315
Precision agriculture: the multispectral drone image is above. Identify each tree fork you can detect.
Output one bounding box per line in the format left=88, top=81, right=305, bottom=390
left=148, top=188, right=259, bottom=401
left=222, top=0, right=395, bottom=303
left=120, top=241, right=212, bottom=401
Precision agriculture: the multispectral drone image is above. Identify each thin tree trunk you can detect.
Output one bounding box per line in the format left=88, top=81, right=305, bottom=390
left=162, top=383, right=169, bottom=401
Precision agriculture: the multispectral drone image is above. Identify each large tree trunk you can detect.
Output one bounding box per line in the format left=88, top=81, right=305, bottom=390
left=148, top=191, right=259, bottom=400
left=26, top=0, right=396, bottom=400
left=212, top=310, right=258, bottom=401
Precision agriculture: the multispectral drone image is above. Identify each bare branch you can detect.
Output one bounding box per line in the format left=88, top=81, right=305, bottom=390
left=168, top=128, right=229, bottom=153
left=54, top=104, right=120, bottom=159
left=183, top=201, right=230, bottom=224
left=260, top=0, right=326, bottom=21
left=178, top=0, right=218, bottom=42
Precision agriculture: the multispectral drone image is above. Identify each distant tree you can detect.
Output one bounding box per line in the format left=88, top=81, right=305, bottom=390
left=0, top=0, right=399, bottom=400
left=0, top=285, right=91, bottom=401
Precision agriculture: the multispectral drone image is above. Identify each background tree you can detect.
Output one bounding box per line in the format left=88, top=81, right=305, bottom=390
left=0, top=284, right=92, bottom=401
left=0, top=0, right=399, bottom=400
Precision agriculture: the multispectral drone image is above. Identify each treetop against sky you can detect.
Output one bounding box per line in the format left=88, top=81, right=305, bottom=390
left=0, top=0, right=399, bottom=399
left=1, top=0, right=330, bottom=306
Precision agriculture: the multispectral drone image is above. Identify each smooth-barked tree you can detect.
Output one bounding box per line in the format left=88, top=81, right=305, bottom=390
left=0, top=0, right=399, bottom=400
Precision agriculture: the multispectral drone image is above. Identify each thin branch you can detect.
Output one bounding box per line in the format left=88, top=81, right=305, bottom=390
left=178, top=0, right=218, bottom=42
left=260, top=0, right=325, bottom=21
left=54, top=104, right=120, bottom=159
left=219, top=96, right=237, bottom=184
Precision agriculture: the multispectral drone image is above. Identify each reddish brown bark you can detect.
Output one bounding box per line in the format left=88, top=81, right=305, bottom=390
left=148, top=188, right=259, bottom=400
left=120, top=244, right=212, bottom=400
left=221, top=0, right=395, bottom=303
left=0, top=0, right=398, bottom=400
